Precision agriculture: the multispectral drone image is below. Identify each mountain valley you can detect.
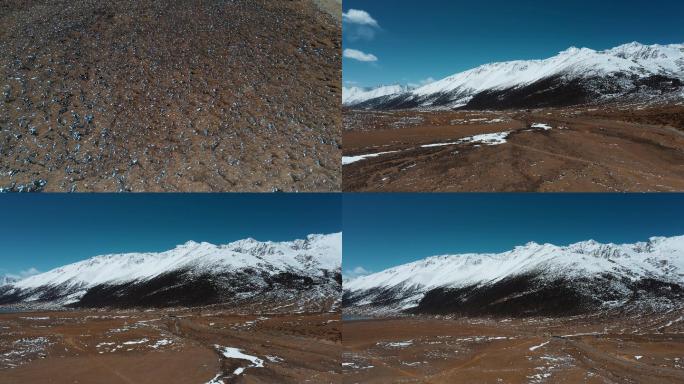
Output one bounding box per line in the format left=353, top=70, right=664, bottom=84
left=342, top=235, right=684, bottom=383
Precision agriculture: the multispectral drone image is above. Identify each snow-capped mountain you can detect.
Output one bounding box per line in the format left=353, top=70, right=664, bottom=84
left=346, top=42, right=684, bottom=110
left=343, top=236, right=684, bottom=317
left=0, top=233, right=342, bottom=310
left=342, top=85, right=412, bottom=106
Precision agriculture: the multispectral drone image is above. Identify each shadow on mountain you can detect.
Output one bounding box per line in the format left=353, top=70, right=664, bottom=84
left=352, top=74, right=684, bottom=111
left=405, top=274, right=684, bottom=317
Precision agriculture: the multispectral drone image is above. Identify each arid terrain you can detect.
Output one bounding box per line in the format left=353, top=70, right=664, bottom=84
left=313, top=0, right=341, bottom=21
left=0, top=308, right=341, bottom=383
left=0, top=0, right=341, bottom=192
left=342, top=105, right=684, bottom=192
left=343, top=310, right=684, bottom=384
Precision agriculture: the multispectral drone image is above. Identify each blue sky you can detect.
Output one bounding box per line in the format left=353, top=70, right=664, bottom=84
left=343, top=194, right=684, bottom=278
left=0, top=194, right=340, bottom=278
left=343, top=0, right=684, bottom=88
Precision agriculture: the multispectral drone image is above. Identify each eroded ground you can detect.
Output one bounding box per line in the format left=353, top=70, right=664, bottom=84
left=0, top=0, right=341, bottom=192
left=342, top=105, right=684, bottom=192
left=342, top=311, right=684, bottom=384
left=0, top=309, right=341, bottom=383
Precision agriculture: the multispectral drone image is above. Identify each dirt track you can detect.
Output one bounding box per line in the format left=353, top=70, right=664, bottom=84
left=0, top=309, right=341, bottom=383
left=342, top=107, right=684, bottom=192
left=342, top=311, right=684, bottom=383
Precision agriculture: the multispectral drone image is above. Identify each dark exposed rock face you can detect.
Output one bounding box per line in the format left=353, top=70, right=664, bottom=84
left=71, top=270, right=338, bottom=308
left=345, top=274, right=684, bottom=318
left=1, top=268, right=341, bottom=310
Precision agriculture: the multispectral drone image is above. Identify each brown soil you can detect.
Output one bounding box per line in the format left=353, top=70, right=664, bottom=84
left=313, top=0, right=342, bottom=21
left=0, top=0, right=341, bottom=192
left=0, top=309, right=341, bottom=383
left=342, top=107, right=684, bottom=192
left=343, top=311, right=684, bottom=383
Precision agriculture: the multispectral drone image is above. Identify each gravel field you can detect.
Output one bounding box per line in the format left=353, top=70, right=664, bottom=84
left=0, top=0, right=341, bottom=192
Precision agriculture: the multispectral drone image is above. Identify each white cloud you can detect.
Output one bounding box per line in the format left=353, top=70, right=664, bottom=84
left=4, top=267, right=40, bottom=280
left=343, top=266, right=371, bottom=281
left=342, top=9, right=379, bottom=27
left=19, top=267, right=40, bottom=277
left=344, top=48, right=378, bottom=62
left=343, top=9, right=380, bottom=41
left=348, top=26, right=377, bottom=41
left=409, top=77, right=437, bottom=88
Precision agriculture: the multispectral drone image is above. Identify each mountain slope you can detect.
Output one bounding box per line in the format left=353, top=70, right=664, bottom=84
left=342, top=85, right=412, bottom=106
left=343, top=236, right=684, bottom=316
left=0, top=233, right=342, bottom=311
left=346, top=42, right=684, bottom=110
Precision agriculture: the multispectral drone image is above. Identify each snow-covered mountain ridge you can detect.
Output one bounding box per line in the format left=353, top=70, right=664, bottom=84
left=346, top=42, right=684, bottom=109
left=344, top=235, right=684, bottom=316
left=342, top=84, right=413, bottom=106
left=0, top=233, right=342, bottom=310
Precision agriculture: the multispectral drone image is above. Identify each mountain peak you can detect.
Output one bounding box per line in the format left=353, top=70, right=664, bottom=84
left=178, top=240, right=201, bottom=248
left=11, top=234, right=341, bottom=289
left=345, top=41, right=684, bottom=110
left=2, top=234, right=342, bottom=309
left=617, top=41, right=645, bottom=49
left=342, top=84, right=413, bottom=105
left=346, top=235, right=684, bottom=293
left=227, top=237, right=259, bottom=247
left=558, top=46, right=595, bottom=56
left=522, top=240, right=542, bottom=248
left=344, top=235, right=684, bottom=316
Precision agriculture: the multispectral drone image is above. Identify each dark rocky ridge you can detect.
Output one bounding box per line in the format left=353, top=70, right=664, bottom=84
left=353, top=74, right=684, bottom=111
left=343, top=273, right=684, bottom=317
left=0, top=268, right=341, bottom=310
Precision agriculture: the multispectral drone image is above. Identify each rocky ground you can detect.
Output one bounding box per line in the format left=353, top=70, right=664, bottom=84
left=342, top=105, right=684, bottom=192
left=313, top=0, right=341, bottom=21
left=342, top=310, right=684, bottom=383
left=0, top=308, right=341, bottom=383
left=0, top=0, right=341, bottom=192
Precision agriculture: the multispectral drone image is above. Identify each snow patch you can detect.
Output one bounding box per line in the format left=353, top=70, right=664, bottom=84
left=342, top=151, right=399, bottom=165
left=149, top=339, right=173, bottom=349
left=530, top=123, right=552, bottom=130
left=458, top=132, right=510, bottom=146
left=377, top=340, right=413, bottom=348
left=421, top=142, right=460, bottom=148
left=529, top=341, right=550, bottom=351
left=205, top=374, right=223, bottom=384
left=214, top=345, right=264, bottom=376
left=421, top=131, right=510, bottom=148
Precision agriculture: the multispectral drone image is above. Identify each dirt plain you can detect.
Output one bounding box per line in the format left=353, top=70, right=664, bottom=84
left=0, top=0, right=341, bottom=192
left=342, top=105, right=684, bottom=192
left=0, top=308, right=341, bottom=383
left=343, top=310, right=684, bottom=384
